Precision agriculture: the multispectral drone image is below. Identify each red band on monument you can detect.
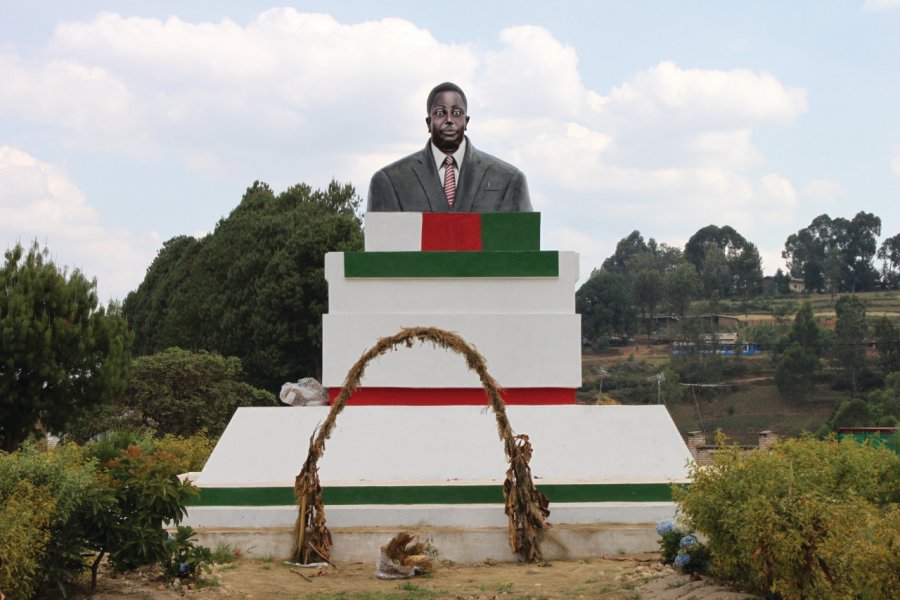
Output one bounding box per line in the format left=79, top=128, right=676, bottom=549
left=421, top=213, right=482, bottom=251
left=329, top=387, right=575, bottom=406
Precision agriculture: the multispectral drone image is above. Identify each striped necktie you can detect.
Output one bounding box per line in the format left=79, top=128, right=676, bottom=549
left=443, top=155, right=456, bottom=207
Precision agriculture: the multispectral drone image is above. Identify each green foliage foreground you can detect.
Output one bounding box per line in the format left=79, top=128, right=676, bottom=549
left=0, top=432, right=216, bottom=598
left=675, top=436, right=900, bottom=599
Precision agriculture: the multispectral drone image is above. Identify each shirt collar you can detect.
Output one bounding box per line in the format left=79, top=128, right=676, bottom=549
left=431, top=137, right=466, bottom=171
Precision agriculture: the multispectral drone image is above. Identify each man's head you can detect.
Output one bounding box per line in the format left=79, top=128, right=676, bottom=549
left=426, top=82, right=469, bottom=153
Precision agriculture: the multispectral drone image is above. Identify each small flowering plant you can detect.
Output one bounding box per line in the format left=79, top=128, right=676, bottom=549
left=674, top=533, right=711, bottom=574
left=655, top=520, right=710, bottom=574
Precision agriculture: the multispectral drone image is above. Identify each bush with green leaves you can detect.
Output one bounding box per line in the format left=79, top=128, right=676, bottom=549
left=675, top=435, right=900, bottom=599
left=163, top=526, right=213, bottom=581
left=0, top=481, right=56, bottom=599
left=0, top=443, right=103, bottom=596
left=69, top=348, right=275, bottom=441
left=81, top=433, right=200, bottom=573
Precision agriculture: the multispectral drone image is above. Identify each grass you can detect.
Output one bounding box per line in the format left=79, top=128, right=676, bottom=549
left=668, top=382, right=842, bottom=443
left=210, top=541, right=239, bottom=564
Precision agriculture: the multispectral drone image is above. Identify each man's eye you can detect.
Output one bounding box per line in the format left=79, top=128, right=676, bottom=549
left=452, top=110, right=462, bottom=116
left=434, top=110, right=445, bottom=116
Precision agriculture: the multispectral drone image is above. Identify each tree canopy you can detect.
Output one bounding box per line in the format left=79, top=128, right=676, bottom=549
left=0, top=242, right=132, bottom=451
left=125, top=348, right=275, bottom=437
left=123, top=180, right=364, bottom=392
left=782, top=212, right=882, bottom=293
left=684, top=225, right=763, bottom=299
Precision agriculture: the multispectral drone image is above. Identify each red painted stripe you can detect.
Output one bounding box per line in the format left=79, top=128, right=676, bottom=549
left=328, top=387, right=575, bottom=406
left=421, top=213, right=482, bottom=251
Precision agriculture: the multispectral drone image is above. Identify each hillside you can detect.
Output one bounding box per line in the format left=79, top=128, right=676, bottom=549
left=581, top=345, right=844, bottom=445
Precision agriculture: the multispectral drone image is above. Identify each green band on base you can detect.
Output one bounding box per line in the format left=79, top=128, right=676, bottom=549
left=344, top=251, right=559, bottom=278
left=189, top=483, right=675, bottom=506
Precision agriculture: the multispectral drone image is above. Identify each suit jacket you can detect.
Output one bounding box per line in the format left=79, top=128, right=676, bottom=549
left=366, top=138, right=532, bottom=212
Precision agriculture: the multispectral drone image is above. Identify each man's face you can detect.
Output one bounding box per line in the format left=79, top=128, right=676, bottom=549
left=426, top=91, right=469, bottom=153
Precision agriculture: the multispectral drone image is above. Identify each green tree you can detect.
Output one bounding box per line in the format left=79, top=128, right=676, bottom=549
left=0, top=243, right=132, bottom=451
left=665, top=261, right=701, bottom=317
left=600, top=230, right=649, bottom=275
left=684, top=224, right=762, bottom=299
left=833, top=294, right=868, bottom=396
left=775, top=342, right=820, bottom=402
left=772, top=268, right=792, bottom=295
left=576, top=270, right=636, bottom=344
left=632, top=262, right=664, bottom=338
left=866, top=372, right=900, bottom=426
left=124, top=180, right=363, bottom=391
left=830, top=398, right=875, bottom=428
left=872, top=317, right=900, bottom=375
left=774, top=302, right=822, bottom=402
left=782, top=212, right=882, bottom=293
left=699, top=242, right=730, bottom=299
left=877, top=233, right=900, bottom=288
left=787, top=301, right=823, bottom=355
left=70, top=348, right=276, bottom=440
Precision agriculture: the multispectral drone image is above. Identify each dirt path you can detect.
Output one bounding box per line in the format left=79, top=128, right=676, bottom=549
left=71, top=555, right=758, bottom=599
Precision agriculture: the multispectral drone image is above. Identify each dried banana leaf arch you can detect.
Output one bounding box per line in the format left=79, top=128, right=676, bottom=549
left=291, top=326, right=550, bottom=564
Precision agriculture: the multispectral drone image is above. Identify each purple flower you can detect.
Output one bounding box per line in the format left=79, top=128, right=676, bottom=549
left=674, top=553, right=692, bottom=570
left=656, top=519, right=676, bottom=535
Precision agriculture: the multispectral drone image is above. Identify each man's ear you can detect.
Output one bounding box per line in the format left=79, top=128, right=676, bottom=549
left=425, top=116, right=431, bottom=129
left=465, top=115, right=470, bottom=129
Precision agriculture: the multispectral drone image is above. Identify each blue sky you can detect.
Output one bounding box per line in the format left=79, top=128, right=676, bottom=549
left=1, top=1, right=898, bottom=301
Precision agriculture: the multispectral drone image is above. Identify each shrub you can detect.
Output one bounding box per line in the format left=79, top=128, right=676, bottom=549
left=0, top=481, right=55, bottom=599
left=162, top=526, right=213, bottom=581
left=0, top=444, right=102, bottom=596
left=82, top=437, right=199, bottom=572
left=675, top=436, right=900, bottom=599
left=655, top=519, right=683, bottom=564
left=656, top=520, right=710, bottom=575
left=153, top=431, right=218, bottom=473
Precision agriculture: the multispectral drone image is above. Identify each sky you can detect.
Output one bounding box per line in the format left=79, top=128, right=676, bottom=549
left=1, top=1, right=898, bottom=303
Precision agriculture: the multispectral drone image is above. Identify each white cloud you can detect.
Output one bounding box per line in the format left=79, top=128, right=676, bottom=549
left=801, top=178, right=843, bottom=202
left=602, top=61, right=807, bottom=125
left=0, top=11, right=817, bottom=288
left=864, top=0, right=900, bottom=10
left=0, top=146, right=159, bottom=302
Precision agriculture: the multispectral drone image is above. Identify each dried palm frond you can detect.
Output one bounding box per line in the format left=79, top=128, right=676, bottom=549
left=291, top=326, right=549, bottom=563
left=375, top=531, right=436, bottom=579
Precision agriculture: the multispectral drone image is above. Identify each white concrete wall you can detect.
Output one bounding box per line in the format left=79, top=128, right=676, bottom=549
left=196, top=405, right=692, bottom=488
left=325, top=252, right=579, bottom=315
left=321, top=314, right=581, bottom=388
left=191, top=524, right=663, bottom=562
left=183, top=502, right=677, bottom=529
left=364, top=212, right=423, bottom=251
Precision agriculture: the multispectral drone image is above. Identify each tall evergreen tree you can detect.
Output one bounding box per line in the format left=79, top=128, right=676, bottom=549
left=0, top=242, right=132, bottom=451
left=124, top=180, right=363, bottom=391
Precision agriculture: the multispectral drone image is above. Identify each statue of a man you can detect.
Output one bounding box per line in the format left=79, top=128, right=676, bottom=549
left=366, top=82, right=532, bottom=213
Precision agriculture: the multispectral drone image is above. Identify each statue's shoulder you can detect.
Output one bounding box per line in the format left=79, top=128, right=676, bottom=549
left=468, top=145, right=525, bottom=178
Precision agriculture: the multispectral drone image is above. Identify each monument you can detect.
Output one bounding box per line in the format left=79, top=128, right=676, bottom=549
left=181, top=211, right=693, bottom=562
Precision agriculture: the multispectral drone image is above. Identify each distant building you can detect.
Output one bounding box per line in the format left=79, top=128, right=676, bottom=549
left=788, top=277, right=805, bottom=293
left=687, top=431, right=778, bottom=466
left=671, top=332, right=760, bottom=356
left=641, top=313, right=742, bottom=342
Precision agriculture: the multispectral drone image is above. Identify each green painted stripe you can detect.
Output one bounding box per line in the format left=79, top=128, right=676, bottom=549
left=344, top=251, right=559, bottom=278
left=189, top=483, right=674, bottom=507
left=481, top=213, right=541, bottom=252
